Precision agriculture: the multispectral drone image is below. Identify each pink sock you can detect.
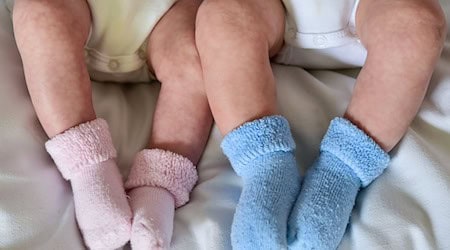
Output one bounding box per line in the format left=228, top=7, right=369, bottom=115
left=125, top=149, right=198, bottom=250
left=45, top=118, right=131, bottom=249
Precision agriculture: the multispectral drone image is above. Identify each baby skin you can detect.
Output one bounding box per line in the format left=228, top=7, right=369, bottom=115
left=194, top=0, right=446, bottom=249
left=12, top=0, right=446, bottom=249
left=12, top=0, right=211, bottom=249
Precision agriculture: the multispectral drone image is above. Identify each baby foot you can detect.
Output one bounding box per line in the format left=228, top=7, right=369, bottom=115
left=45, top=118, right=131, bottom=249
left=128, top=187, right=175, bottom=250
left=288, top=118, right=390, bottom=250
left=221, top=116, right=301, bottom=250
left=125, top=149, right=198, bottom=250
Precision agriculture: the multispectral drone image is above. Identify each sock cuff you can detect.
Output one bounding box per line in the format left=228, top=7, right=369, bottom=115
left=124, top=149, right=198, bottom=208
left=321, top=117, right=390, bottom=187
left=220, top=115, right=296, bottom=176
left=45, top=118, right=117, bottom=180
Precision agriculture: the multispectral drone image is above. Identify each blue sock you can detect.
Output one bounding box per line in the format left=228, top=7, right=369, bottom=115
left=221, top=115, right=301, bottom=250
left=288, top=118, right=390, bottom=250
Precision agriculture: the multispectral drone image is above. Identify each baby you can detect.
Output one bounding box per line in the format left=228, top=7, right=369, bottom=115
left=193, top=0, right=446, bottom=249
left=11, top=0, right=446, bottom=250
left=11, top=0, right=212, bottom=249
left=12, top=1, right=298, bottom=249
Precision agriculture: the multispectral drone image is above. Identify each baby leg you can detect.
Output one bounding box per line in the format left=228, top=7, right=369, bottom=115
left=288, top=0, right=447, bottom=249
left=12, top=0, right=131, bottom=248
left=196, top=0, right=301, bottom=249
left=124, top=0, right=212, bottom=249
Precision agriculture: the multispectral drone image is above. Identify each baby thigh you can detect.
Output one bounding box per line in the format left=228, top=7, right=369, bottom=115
left=12, top=0, right=93, bottom=138
left=346, top=0, right=446, bottom=151
left=147, top=0, right=212, bottom=164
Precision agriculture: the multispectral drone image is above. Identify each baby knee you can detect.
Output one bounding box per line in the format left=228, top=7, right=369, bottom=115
left=152, top=43, right=203, bottom=86
left=400, top=3, right=446, bottom=48
left=13, top=0, right=65, bottom=24
left=196, top=0, right=261, bottom=40
left=12, top=0, right=91, bottom=49
left=196, top=0, right=284, bottom=51
left=363, top=1, right=447, bottom=50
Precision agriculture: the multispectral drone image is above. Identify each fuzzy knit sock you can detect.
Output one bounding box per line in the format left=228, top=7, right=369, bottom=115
left=45, top=118, right=131, bottom=249
left=288, top=117, right=390, bottom=250
left=125, top=149, right=198, bottom=250
left=221, top=115, right=301, bottom=250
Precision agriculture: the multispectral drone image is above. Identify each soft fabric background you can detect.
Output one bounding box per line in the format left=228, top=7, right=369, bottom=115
left=1, top=1, right=450, bottom=249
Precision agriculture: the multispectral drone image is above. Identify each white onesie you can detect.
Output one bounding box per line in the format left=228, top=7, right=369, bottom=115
left=6, top=0, right=366, bottom=79
left=5, top=0, right=176, bottom=83
left=276, top=0, right=367, bottom=69
left=84, top=0, right=367, bottom=76
left=85, top=0, right=177, bottom=83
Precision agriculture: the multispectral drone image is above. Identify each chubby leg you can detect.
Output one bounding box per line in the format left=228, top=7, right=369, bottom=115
left=13, top=0, right=94, bottom=137
left=13, top=1, right=131, bottom=248
left=196, top=0, right=285, bottom=134
left=288, top=0, right=446, bottom=249
left=147, top=0, right=211, bottom=165
left=124, top=0, right=212, bottom=249
left=196, top=0, right=301, bottom=249
left=347, top=0, right=446, bottom=151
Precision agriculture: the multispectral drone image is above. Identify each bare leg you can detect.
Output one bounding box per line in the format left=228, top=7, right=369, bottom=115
left=288, top=1, right=446, bottom=249
left=13, top=0, right=95, bottom=137
left=196, top=1, right=301, bottom=249
left=13, top=1, right=131, bottom=248
left=148, top=0, right=212, bottom=164
left=196, top=0, right=285, bottom=135
left=124, top=0, right=212, bottom=249
left=346, top=0, right=446, bottom=151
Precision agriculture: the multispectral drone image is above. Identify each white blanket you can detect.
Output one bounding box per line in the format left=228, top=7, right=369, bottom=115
left=1, top=1, right=450, bottom=249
